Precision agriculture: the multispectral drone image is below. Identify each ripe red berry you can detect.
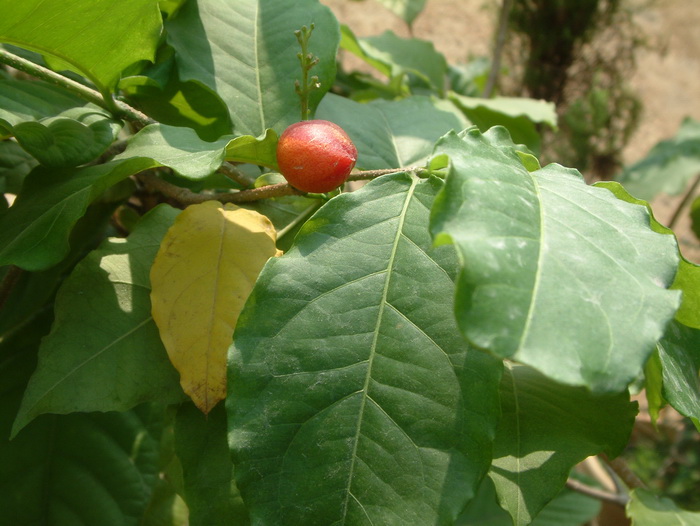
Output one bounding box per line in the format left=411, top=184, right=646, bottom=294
left=276, top=120, right=358, bottom=193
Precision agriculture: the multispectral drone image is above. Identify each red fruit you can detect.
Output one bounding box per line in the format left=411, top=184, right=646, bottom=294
left=276, top=120, right=358, bottom=193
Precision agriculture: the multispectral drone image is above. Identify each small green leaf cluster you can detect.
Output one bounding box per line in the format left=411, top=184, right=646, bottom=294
left=0, top=1, right=698, bottom=525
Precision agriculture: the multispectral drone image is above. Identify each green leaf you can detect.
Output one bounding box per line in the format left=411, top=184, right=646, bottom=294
left=175, top=403, right=249, bottom=525
left=225, top=128, right=279, bottom=169
left=11, top=107, right=122, bottom=168
left=0, top=318, right=165, bottom=525
left=430, top=127, right=680, bottom=392
left=117, top=123, right=233, bottom=178
left=121, top=50, right=233, bottom=142
left=656, top=321, right=700, bottom=428
left=11, top=205, right=184, bottom=436
left=166, top=0, right=339, bottom=135
left=448, top=58, right=491, bottom=98
left=0, top=139, right=37, bottom=193
left=528, top=485, right=602, bottom=526
left=140, top=478, right=189, bottom=526
left=450, top=95, right=557, bottom=128
left=317, top=93, right=467, bottom=170
left=644, top=350, right=665, bottom=425
left=0, top=72, right=122, bottom=167
left=457, top=476, right=601, bottom=526
left=339, top=25, right=392, bottom=79
left=0, top=0, right=162, bottom=93
left=489, top=364, right=637, bottom=525
left=0, top=200, right=119, bottom=340
left=0, top=158, right=157, bottom=271
left=228, top=173, right=503, bottom=524
left=596, top=181, right=700, bottom=330
left=117, top=123, right=278, bottom=179
left=2, top=410, right=165, bottom=525
left=627, top=489, right=700, bottom=525
left=691, top=196, right=700, bottom=240
left=245, top=172, right=322, bottom=251
left=617, top=117, right=700, bottom=201
left=374, top=0, right=428, bottom=27
left=342, top=29, right=448, bottom=93
left=0, top=71, right=90, bottom=133
left=449, top=94, right=557, bottom=154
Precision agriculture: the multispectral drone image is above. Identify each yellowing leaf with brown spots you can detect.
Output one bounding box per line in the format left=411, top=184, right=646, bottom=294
left=150, top=201, right=278, bottom=413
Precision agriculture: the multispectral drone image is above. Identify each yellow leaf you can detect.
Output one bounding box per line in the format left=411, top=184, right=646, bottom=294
left=150, top=201, right=277, bottom=413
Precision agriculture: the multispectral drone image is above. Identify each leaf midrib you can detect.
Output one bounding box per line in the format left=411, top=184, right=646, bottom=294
left=339, top=176, right=419, bottom=522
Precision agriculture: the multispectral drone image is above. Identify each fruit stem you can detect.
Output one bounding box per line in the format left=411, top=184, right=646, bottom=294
left=294, top=24, right=321, bottom=120
left=276, top=203, right=320, bottom=240
left=138, top=166, right=426, bottom=206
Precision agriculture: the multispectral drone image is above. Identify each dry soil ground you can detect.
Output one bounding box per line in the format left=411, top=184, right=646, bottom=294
left=321, top=0, right=700, bottom=259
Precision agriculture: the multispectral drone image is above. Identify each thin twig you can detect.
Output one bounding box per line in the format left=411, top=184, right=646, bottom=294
left=137, top=166, right=421, bottom=207
left=137, top=172, right=303, bottom=205
left=565, top=478, right=629, bottom=506
left=601, top=454, right=647, bottom=490
left=277, top=203, right=320, bottom=240
left=0, top=48, right=154, bottom=126
left=217, top=162, right=255, bottom=187
left=668, top=172, right=700, bottom=230
left=347, top=167, right=418, bottom=181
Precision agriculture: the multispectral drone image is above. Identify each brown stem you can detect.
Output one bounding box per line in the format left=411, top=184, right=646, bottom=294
left=668, top=172, right=700, bottom=230
left=565, top=478, right=629, bottom=506
left=217, top=162, right=255, bottom=187
left=137, top=172, right=304, bottom=205
left=347, top=168, right=411, bottom=181
left=601, top=454, right=647, bottom=490
left=137, top=166, right=419, bottom=207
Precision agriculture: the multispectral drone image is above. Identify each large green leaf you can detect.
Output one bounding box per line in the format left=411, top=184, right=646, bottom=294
left=0, top=0, right=162, bottom=94
left=340, top=27, right=448, bottom=94
left=11, top=205, right=184, bottom=436
left=627, top=489, right=700, bottom=525
left=656, top=321, right=700, bottom=429
left=430, top=127, right=680, bottom=393
left=617, top=117, right=700, bottom=201
left=117, top=123, right=278, bottom=179
left=596, top=181, right=700, bottom=330
left=449, top=93, right=557, bottom=154
left=175, top=403, right=249, bottom=525
left=317, top=93, right=467, bottom=170
left=166, top=0, right=339, bottom=136
left=0, top=158, right=156, bottom=271
left=0, top=317, right=165, bottom=526
left=121, top=54, right=233, bottom=141
left=228, top=173, right=503, bottom=524
left=489, top=364, right=636, bottom=525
